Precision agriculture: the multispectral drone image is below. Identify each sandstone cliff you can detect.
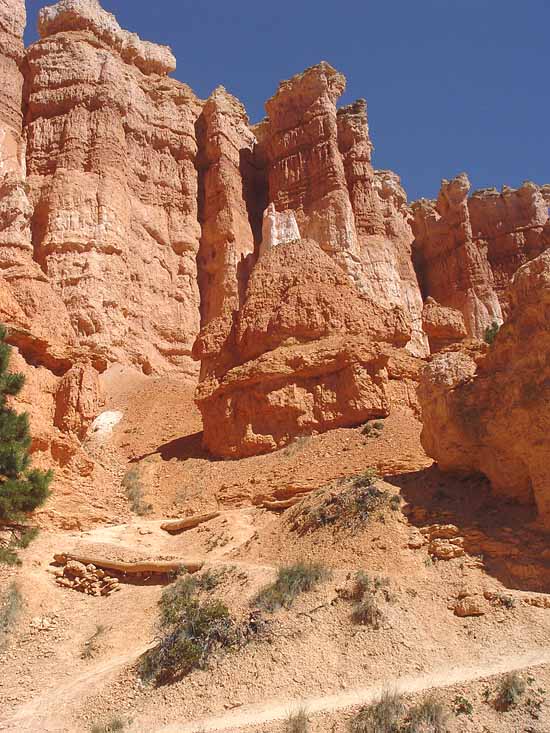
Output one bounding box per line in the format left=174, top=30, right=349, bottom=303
left=26, top=0, right=203, bottom=376
left=195, top=86, right=266, bottom=378
left=418, top=249, right=550, bottom=527
left=254, top=63, right=428, bottom=357
left=0, top=0, right=548, bottom=471
left=412, top=174, right=549, bottom=341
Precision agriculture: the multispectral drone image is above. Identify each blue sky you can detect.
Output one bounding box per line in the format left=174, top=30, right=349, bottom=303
left=24, top=0, right=549, bottom=201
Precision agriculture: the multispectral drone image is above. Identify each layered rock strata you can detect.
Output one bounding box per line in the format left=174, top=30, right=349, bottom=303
left=412, top=174, right=549, bottom=339
left=0, top=0, right=115, bottom=524
left=25, top=0, right=203, bottom=375
left=195, top=238, right=416, bottom=457
left=254, top=63, right=427, bottom=357
left=418, top=249, right=550, bottom=527
left=195, top=86, right=266, bottom=378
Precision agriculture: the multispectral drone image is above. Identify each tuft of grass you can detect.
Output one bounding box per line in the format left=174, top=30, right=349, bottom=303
left=498, top=594, right=516, bottom=610
left=284, top=707, right=308, bottom=733
left=91, top=718, right=125, bottom=733
left=284, top=436, right=309, bottom=457
left=389, top=495, right=401, bottom=512
left=122, top=468, right=152, bottom=516
left=406, top=695, right=448, bottom=732
left=352, top=593, right=384, bottom=629
left=253, top=561, right=331, bottom=612
left=496, top=672, right=526, bottom=711
left=0, top=546, right=21, bottom=566
left=16, top=527, right=39, bottom=548
left=82, top=624, right=106, bottom=660
left=452, top=694, right=473, bottom=716
left=349, top=573, right=392, bottom=629
left=350, top=689, right=404, bottom=732
left=0, top=526, right=40, bottom=566
left=0, top=582, right=22, bottom=648
left=362, top=420, right=385, bottom=438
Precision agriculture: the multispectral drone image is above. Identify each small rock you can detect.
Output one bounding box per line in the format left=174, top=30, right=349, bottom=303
left=454, top=596, right=487, bottom=617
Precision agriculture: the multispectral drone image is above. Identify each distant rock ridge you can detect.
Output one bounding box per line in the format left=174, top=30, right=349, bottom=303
left=411, top=174, right=549, bottom=338
left=0, top=0, right=547, bottom=464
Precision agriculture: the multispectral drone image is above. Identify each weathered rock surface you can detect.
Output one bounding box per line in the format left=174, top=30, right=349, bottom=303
left=0, top=0, right=80, bottom=367
left=54, top=364, right=104, bottom=439
left=195, top=238, right=417, bottom=457
left=422, top=297, right=467, bottom=353
left=255, top=63, right=427, bottom=356
left=412, top=174, right=549, bottom=340
left=1, top=0, right=549, bottom=478
left=337, top=99, right=427, bottom=355
left=418, top=249, right=550, bottom=527
left=195, top=86, right=265, bottom=378
left=25, top=0, right=203, bottom=375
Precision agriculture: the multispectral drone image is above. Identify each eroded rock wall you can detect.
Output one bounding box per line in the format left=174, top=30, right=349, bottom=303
left=25, top=0, right=203, bottom=376
left=0, top=0, right=79, bottom=365
left=254, top=63, right=427, bottom=357
left=195, top=86, right=266, bottom=378
left=195, top=238, right=419, bottom=458
left=418, top=249, right=550, bottom=527
left=336, top=100, right=427, bottom=355
left=412, top=175, right=549, bottom=338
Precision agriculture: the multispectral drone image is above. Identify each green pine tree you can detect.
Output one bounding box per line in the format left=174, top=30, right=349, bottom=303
left=0, top=325, right=52, bottom=522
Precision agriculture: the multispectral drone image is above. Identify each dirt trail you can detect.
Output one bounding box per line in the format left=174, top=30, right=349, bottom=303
left=1, top=644, right=151, bottom=732
left=155, top=647, right=550, bottom=732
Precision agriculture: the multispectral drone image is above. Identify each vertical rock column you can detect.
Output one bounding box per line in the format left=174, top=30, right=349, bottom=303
left=259, top=62, right=364, bottom=288
left=24, top=0, right=203, bottom=375
left=336, top=100, right=428, bottom=355
left=194, top=87, right=266, bottom=378
left=0, top=0, right=76, bottom=354
left=411, top=174, right=503, bottom=339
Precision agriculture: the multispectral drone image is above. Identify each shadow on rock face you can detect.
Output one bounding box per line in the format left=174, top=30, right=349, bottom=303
left=386, top=465, right=550, bottom=594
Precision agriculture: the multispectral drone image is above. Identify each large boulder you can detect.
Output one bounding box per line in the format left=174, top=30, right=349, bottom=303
left=418, top=249, right=550, bottom=527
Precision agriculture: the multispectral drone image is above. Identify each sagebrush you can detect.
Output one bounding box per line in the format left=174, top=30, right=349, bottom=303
left=253, top=561, right=331, bottom=612
left=141, top=573, right=265, bottom=684
left=122, top=468, right=152, bottom=516
left=0, top=582, right=22, bottom=647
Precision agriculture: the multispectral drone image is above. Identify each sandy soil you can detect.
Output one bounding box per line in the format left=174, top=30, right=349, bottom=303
left=1, top=370, right=549, bottom=732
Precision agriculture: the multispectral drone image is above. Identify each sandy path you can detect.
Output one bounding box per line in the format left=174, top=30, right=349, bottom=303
left=1, top=644, right=151, bottom=732
left=155, top=647, right=550, bottom=732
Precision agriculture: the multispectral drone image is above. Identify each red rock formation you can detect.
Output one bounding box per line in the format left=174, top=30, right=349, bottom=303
left=54, top=364, right=104, bottom=439
left=0, top=0, right=78, bottom=366
left=195, top=87, right=266, bottom=377
left=0, top=1, right=111, bottom=526
left=422, top=297, right=467, bottom=353
left=412, top=174, right=549, bottom=339
left=418, top=249, right=550, bottom=527
left=336, top=100, right=427, bottom=355
left=257, top=63, right=363, bottom=286
left=195, top=239, right=416, bottom=457
left=0, top=0, right=26, bottom=177
left=255, top=65, right=427, bottom=356
left=411, top=174, right=503, bottom=340
left=468, top=182, right=549, bottom=314
left=25, top=0, right=203, bottom=375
